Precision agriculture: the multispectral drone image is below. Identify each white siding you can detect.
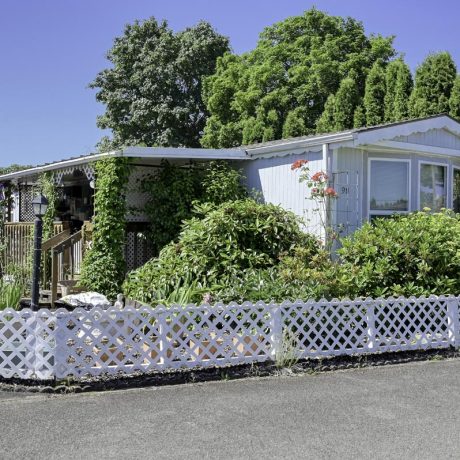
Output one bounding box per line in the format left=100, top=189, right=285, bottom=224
left=394, top=128, right=460, bottom=150
left=239, top=148, right=326, bottom=238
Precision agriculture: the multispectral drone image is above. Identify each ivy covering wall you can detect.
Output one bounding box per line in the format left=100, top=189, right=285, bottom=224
left=38, top=172, right=58, bottom=240
left=79, top=157, right=131, bottom=299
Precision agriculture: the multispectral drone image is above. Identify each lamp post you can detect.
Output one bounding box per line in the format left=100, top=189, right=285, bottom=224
left=30, top=195, right=48, bottom=311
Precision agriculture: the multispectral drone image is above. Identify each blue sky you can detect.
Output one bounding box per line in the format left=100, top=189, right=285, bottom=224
left=1, top=0, right=460, bottom=166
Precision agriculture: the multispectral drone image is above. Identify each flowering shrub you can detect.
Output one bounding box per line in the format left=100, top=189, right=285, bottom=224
left=292, top=159, right=339, bottom=248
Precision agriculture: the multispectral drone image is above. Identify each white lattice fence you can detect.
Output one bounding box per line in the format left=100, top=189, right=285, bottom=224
left=0, top=295, right=459, bottom=381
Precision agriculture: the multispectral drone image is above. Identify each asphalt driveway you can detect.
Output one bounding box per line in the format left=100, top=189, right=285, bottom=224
left=2, top=358, right=460, bottom=459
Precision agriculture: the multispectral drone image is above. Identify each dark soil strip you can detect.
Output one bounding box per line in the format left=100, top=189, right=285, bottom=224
left=1, top=347, right=458, bottom=394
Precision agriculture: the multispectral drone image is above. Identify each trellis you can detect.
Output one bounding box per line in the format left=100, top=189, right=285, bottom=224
left=0, top=295, right=458, bottom=381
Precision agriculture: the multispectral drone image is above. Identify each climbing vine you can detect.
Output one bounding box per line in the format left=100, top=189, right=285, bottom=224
left=38, top=172, right=58, bottom=240
left=80, top=157, right=131, bottom=299
left=142, top=160, right=247, bottom=255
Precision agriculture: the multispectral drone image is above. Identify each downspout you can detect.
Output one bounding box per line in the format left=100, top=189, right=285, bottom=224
left=323, top=143, right=333, bottom=243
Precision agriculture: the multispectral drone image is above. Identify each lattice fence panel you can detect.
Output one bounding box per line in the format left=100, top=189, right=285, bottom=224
left=0, top=295, right=458, bottom=381
left=0, top=309, right=56, bottom=379
left=282, top=299, right=370, bottom=357
left=373, top=296, right=451, bottom=351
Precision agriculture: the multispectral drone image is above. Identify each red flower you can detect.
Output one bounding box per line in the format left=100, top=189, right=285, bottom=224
left=291, top=159, right=308, bottom=170
left=324, top=187, right=338, bottom=198
left=311, top=171, right=328, bottom=182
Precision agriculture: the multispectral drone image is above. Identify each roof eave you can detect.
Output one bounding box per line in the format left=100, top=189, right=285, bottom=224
left=245, top=132, right=356, bottom=156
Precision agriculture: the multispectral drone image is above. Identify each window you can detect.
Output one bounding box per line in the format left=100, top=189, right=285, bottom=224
left=419, top=163, right=447, bottom=211
left=369, top=159, right=410, bottom=218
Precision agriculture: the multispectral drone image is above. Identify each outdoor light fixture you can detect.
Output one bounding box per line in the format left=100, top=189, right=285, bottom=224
left=30, top=194, right=49, bottom=311
left=32, top=194, right=48, bottom=218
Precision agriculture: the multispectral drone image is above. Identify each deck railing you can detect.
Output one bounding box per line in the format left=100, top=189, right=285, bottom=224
left=1, top=222, right=67, bottom=269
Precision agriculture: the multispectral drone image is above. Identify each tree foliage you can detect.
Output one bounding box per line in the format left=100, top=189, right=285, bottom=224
left=364, top=60, right=386, bottom=126
left=202, top=8, right=395, bottom=146
left=91, top=18, right=229, bottom=149
left=449, top=75, right=460, bottom=120
left=409, top=52, right=457, bottom=118
left=384, top=59, right=413, bottom=122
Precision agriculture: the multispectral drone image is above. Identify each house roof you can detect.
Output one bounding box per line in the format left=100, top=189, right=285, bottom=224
left=2, top=114, right=460, bottom=182
left=243, top=114, right=460, bottom=155
left=0, top=146, right=247, bottom=182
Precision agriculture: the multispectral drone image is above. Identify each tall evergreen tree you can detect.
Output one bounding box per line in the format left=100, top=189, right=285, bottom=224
left=334, top=76, right=360, bottom=131
left=384, top=59, right=413, bottom=122
left=353, top=104, right=366, bottom=128
left=409, top=52, right=457, bottom=118
left=393, top=61, right=413, bottom=121
left=364, top=60, right=386, bottom=126
left=449, top=75, right=460, bottom=120
left=316, top=94, right=336, bottom=133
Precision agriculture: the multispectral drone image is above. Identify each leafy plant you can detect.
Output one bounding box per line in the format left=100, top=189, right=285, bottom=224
left=275, top=328, right=300, bottom=369
left=0, top=280, right=24, bottom=310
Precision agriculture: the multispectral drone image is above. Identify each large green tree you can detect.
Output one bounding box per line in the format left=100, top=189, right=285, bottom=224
left=202, top=8, right=395, bottom=147
left=409, top=52, right=457, bottom=118
left=91, top=18, right=229, bottom=148
left=384, top=58, right=413, bottom=122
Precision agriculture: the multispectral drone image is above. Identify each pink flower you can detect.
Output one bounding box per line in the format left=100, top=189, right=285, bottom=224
left=324, top=187, right=338, bottom=198
left=291, top=159, right=308, bottom=170
left=311, top=171, right=328, bottom=182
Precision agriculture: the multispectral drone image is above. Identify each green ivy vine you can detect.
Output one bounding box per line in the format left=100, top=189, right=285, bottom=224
left=143, top=160, right=247, bottom=255
left=38, top=172, right=58, bottom=240
left=79, top=157, right=131, bottom=299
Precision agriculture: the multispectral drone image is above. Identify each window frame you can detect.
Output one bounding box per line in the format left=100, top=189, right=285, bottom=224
left=451, top=166, right=460, bottom=212
left=417, top=160, right=449, bottom=211
left=367, top=157, right=412, bottom=219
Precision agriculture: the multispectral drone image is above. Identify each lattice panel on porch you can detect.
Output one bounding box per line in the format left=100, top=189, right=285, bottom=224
left=125, top=225, right=154, bottom=272
left=125, top=167, right=153, bottom=222
left=19, top=185, right=36, bottom=222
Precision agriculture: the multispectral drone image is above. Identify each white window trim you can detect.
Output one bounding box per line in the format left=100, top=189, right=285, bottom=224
left=368, top=158, right=411, bottom=219
left=417, top=160, right=449, bottom=210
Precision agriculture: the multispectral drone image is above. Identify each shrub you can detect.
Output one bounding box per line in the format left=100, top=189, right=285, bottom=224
left=124, top=199, right=320, bottom=304
left=337, top=210, right=460, bottom=297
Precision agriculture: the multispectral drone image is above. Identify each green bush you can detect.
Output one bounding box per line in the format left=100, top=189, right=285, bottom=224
left=336, top=210, right=460, bottom=298
left=124, top=199, right=320, bottom=305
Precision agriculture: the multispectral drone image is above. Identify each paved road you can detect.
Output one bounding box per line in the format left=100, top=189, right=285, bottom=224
left=2, top=359, right=460, bottom=459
